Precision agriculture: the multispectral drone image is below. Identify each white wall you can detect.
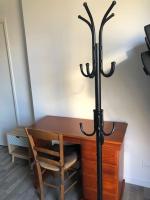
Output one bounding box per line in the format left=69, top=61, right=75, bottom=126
left=22, top=0, right=150, bottom=187
left=0, top=0, right=34, bottom=126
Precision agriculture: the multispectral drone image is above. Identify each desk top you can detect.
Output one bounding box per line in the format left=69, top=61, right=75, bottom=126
left=31, top=116, right=127, bottom=145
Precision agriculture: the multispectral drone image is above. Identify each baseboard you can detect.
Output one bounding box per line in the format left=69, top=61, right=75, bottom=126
left=125, top=177, right=150, bottom=188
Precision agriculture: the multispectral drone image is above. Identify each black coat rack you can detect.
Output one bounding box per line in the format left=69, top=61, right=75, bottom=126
left=141, top=24, right=150, bottom=75
left=78, top=1, right=116, bottom=200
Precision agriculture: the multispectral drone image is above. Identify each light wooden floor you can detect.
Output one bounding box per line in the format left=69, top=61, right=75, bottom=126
left=0, top=146, right=150, bottom=200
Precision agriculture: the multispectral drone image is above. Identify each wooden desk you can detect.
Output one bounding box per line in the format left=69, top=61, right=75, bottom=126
left=31, top=115, right=127, bottom=200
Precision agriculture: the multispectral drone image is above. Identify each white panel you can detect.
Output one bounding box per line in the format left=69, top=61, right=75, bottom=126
left=0, top=22, right=17, bottom=145
left=0, top=0, right=34, bottom=126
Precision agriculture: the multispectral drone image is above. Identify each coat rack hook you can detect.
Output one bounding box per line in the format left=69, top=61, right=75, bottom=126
left=78, top=2, right=96, bottom=78
left=80, top=122, right=96, bottom=136
left=102, top=1, right=116, bottom=24
left=80, top=63, right=95, bottom=78
left=103, top=122, right=115, bottom=136
left=99, top=1, right=116, bottom=78
left=101, top=61, right=116, bottom=78
left=100, top=109, right=115, bottom=136
left=80, top=109, right=96, bottom=136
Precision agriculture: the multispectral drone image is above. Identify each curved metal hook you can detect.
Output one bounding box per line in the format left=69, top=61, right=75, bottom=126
left=101, top=61, right=116, bottom=77
left=99, top=1, right=116, bottom=78
left=103, top=13, right=115, bottom=25
left=78, top=2, right=96, bottom=79
left=80, top=122, right=96, bottom=136
left=99, top=1, right=116, bottom=37
left=80, top=109, right=96, bottom=136
left=83, top=2, right=95, bottom=28
left=80, top=64, right=90, bottom=77
left=78, top=15, right=92, bottom=31
left=80, top=63, right=95, bottom=78
left=102, top=1, right=116, bottom=24
left=103, top=122, right=115, bottom=136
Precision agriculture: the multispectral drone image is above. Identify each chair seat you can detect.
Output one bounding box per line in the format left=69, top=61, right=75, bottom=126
left=39, top=152, right=77, bottom=171
left=64, top=152, right=78, bottom=170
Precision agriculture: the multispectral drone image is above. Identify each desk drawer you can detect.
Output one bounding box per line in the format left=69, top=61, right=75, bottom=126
left=7, top=135, right=29, bottom=147
left=82, top=159, right=117, bottom=177
left=82, top=173, right=118, bottom=194
left=81, top=141, right=117, bottom=165
left=103, top=145, right=118, bottom=165
left=81, top=140, right=96, bottom=161
left=83, top=187, right=117, bottom=200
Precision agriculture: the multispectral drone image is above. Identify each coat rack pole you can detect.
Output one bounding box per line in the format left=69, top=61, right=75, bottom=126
left=78, top=1, right=116, bottom=200
left=95, top=43, right=102, bottom=200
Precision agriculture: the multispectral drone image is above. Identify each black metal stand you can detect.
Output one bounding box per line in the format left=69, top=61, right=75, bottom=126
left=141, top=24, right=150, bottom=75
left=78, top=1, right=116, bottom=200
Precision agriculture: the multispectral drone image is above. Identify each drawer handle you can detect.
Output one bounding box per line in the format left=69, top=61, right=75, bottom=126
left=16, top=136, right=20, bottom=138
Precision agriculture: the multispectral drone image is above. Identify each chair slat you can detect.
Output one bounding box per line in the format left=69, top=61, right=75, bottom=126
left=26, top=128, right=59, bottom=141
left=37, top=156, right=60, bottom=167
left=44, top=182, right=59, bottom=189
left=34, top=147, right=60, bottom=157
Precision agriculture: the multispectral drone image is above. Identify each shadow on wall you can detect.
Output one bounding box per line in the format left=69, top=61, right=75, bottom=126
left=101, top=43, right=150, bottom=185
left=102, top=43, right=150, bottom=124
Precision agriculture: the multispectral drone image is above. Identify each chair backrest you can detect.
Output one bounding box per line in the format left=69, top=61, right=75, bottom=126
left=25, top=128, right=64, bottom=167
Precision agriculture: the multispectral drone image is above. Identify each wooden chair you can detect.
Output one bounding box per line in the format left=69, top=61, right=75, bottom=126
left=25, top=128, right=79, bottom=200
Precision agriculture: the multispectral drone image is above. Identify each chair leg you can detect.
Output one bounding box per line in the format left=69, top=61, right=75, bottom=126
left=12, top=155, right=14, bottom=163
left=36, top=163, right=44, bottom=200
left=60, top=168, right=65, bottom=200
left=39, top=183, right=44, bottom=200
